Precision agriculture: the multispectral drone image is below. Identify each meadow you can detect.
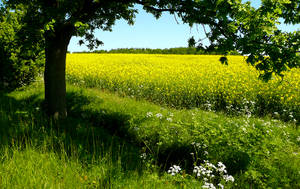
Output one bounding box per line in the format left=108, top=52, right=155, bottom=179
left=0, top=81, right=299, bottom=188
left=66, top=54, right=300, bottom=123
left=0, top=54, right=299, bottom=188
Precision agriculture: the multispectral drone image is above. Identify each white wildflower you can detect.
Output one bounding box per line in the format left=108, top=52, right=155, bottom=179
left=166, top=117, right=173, bottom=122
left=168, top=165, right=181, bottom=176
left=206, top=162, right=216, bottom=169
left=193, top=166, right=204, bottom=176
left=146, top=112, right=153, bottom=118
left=242, top=127, right=247, bottom=132
left=195, top=161, right=232, bottom=187
left=217, top=162, right=227, bottom=173
left=202, top=182, right=216, bottom=189
left=293, top=152, right=298, bottom=156
left=218, top=183, right=224, bottom=189
left=155, top=113, right=163, bottom=119
left=140, top=153, right=147, bottom=160
left=223, top=175, right=235, bottom=182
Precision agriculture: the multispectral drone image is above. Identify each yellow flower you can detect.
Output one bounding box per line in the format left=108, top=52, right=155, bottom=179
left=66, top=53, right=299, bottom=111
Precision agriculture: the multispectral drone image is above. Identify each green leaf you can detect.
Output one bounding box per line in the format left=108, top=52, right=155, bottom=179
left=219, top=56, right=228, bottom=65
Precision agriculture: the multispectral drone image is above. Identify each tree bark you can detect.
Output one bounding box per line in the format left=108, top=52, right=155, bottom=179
left=44, top=25, right=73, bottom=120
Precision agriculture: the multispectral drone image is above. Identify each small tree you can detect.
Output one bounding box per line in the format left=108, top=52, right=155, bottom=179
left=0, top=6, right=44, bottom=90
left=3, top=0, right=299, bottom=119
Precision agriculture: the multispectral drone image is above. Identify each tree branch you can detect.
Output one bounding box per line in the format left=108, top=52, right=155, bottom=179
left=135, top=0, right=180, bottom=12
left=68, top=0, right=101, bottom=23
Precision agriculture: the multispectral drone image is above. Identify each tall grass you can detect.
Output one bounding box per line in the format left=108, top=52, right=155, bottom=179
left=0, top=82, right=299, bottom=188
left=0, top=82, right=200, bottom=188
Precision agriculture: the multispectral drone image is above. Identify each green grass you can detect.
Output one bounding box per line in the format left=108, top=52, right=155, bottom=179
left=0, top=81, right=299, bottom=188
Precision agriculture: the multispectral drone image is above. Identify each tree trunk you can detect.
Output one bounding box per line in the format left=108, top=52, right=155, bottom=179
left=44, top=25, right=73, bottom=120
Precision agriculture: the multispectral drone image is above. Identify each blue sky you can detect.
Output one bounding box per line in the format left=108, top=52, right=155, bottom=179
left=68, top=1, right=299, bottom=52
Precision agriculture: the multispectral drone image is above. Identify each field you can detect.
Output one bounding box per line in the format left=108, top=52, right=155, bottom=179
left=66, top=54, right=300, bottom=122
left=0, top=54, right=300, bottom=188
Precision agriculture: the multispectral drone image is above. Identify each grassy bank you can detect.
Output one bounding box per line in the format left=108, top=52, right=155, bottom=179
left=0, top=82, right=299, bottom=188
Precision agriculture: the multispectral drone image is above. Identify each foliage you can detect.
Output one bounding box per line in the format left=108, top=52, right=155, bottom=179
left=1, top=82, right=299, bottom=188
left=66, top=54, right=300, bottom=123
left=234, top=1, right=300, bottom=81
left=187, top=0, right=300, bottom=80
left=0, top=6, right=44, bottom=90
left=4, top=0, right=300, bottom=78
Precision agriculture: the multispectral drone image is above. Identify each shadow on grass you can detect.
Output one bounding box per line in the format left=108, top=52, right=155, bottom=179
left=0, top=89, right=250, bottom=176
left=0, top=90, right=141, bottom=175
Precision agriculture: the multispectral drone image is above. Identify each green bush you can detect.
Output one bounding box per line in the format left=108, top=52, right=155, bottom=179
left=0, top=8, right=44, bottom=90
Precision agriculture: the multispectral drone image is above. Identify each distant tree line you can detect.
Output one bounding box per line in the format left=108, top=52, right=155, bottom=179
left=71, top=47, right=240, bottom=55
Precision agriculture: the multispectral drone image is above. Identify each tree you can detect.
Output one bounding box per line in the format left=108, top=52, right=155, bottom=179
left=0, top=5, right=44, bottom=90
left=3, top=0, right=299, bottom=119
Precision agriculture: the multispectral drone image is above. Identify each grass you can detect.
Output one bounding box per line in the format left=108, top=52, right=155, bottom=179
left=0, top=81, right=200, bottom=188
left=0, top=81, right=299, bottom=188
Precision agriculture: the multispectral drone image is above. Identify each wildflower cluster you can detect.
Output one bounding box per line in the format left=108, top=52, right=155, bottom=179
left=167, top=165, right=182, bottom=176
left=146, top=112, right=153, bottom=118
left=164, top=157, right=233, bottom=188
left=193, top=160, right=234, bottom=189
left=155, top=113, right=163, bottom=119
left=145, top=111, right=173, bottom=122
left=227, top=99, right=256, bottom=118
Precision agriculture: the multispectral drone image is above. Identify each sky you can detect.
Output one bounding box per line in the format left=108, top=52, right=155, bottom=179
left=68, top=0, right=300, bottom=52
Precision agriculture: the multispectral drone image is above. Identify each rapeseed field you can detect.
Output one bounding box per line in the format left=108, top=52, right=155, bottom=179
left=66, top=54, right=299, bottom=122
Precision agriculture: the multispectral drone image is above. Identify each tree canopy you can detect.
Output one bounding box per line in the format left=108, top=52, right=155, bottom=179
left=4, top=0, right=299, bottom=78
left=2, top=0, right=299, bottom=118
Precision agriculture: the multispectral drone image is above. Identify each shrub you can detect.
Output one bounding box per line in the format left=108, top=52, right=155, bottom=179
left=0, top=7, right=44, bottom=90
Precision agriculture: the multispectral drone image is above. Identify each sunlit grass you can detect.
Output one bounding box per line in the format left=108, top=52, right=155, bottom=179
left=0, top=82, right=299, bottom=188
